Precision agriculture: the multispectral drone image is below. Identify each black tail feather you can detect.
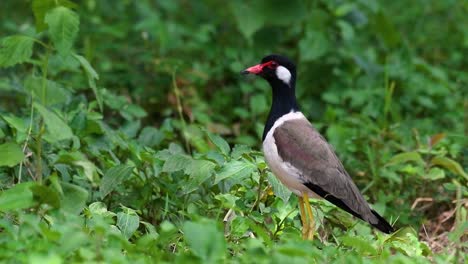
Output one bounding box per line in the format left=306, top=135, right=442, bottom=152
left=370, top=209, right=394, bottom=234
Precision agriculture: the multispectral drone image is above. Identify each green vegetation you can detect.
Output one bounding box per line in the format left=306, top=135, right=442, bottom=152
left=0, top=0, right=466, bottom=263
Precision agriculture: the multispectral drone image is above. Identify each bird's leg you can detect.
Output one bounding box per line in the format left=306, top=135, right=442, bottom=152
left=302, top=192, right=315, bottom=240
left=298, top=196, right=309, bottom=239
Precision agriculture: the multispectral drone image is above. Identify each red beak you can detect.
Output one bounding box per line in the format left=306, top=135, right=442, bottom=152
left=241, top=64, right=264, bottom=75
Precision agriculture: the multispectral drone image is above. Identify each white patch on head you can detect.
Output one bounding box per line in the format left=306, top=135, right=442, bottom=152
left=262, top=111, right=320, bottom=198
left=276, top=66, right=292, bottom=86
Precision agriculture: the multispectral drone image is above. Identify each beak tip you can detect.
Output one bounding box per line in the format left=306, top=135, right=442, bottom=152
left=241, top=70, right=250, bottom=75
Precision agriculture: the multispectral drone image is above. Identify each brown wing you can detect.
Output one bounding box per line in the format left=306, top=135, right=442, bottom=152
left=273, top=118, right=394, bottom=233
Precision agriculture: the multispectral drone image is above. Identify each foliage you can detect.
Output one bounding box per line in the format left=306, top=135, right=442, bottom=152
left=0, top=0, right=467, bottom=263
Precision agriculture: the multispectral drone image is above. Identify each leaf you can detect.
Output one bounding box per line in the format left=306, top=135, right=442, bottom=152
left=431, top=156, right=468, bottom=180
left=214, top=160, right=255, bottom=185
left=73, top=54, right=102, bottom=111
left=60, top=182, right=88, bottom=214
left=24, top=76, right=71, bottom=106
left=0, top=182, right=36, bottom=211
left=341, top=235, right=377, bottom=255
left=267, top=172, right=292, bottom=203
left=162, top=154, right=192, bottom=173
left=31, top=184, right=61, bottom=208
left=299, top=30, right=329, bottom=61
left=45, top=6, right=79, bottom=56
left=183, top=159, right=216, bottom=194
left=183, top=219, right=226, bottom=262
left=206, top=131, right=230, bottom=156
left=386, top=152, right=424, bottom=166
left=0, top=142, right=24, bottom=167
left=100, top=164, right=134, bottom=198
left=32, top=0, right=77, bottom=32
left=34, top=103, right=74, bottom=142
left=230, top=2, right=264, bottom=39
left=117, top=212, right=140, bottom=239
left=0, top=35, right=35, bottom=67
left=423, top=168, right=445, bottom=181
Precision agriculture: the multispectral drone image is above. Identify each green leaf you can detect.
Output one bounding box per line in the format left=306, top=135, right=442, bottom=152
left=32, top=0, right=77, bottom=32
left=24, top=76, right=71, bottom=106
left=207, top=131, right=230, bottom=156
left=423, top=167, right=445, bottom=181
left=45, top=6, right=79, bottom=56
left=162, top=154, right=192, bottom=173
left=117, top=212, right=140, bottom=239
left=183, top=219, right=226, bottom=262
left=100, top=164, right=134, bottom=198
left=73, top=54, right=102, bottom=111
left=0, top=35, right=35, bottom=68
left=34, top=103, right=74, bottom=142
left=214, top=160, right=255, bottom=184
left=299, top=30, right=329, bottom=61
left=267, top=172, right=292, bottom=203
left=0, top=142, right=24, bottom=167
left=0, top=182, right=36, bottom=211
left=230, top=2, right=264, bottom=39
left=431, top=156, right=468, bottom=180
left=386, top=152, right=424, bottom=166
left=341, top=235, right=377, bottom=255
left=183, top=159, right=216, bottom=194
left=60, top=182, right=88, bottom=214
left=31, top=184, right=61, bottom=208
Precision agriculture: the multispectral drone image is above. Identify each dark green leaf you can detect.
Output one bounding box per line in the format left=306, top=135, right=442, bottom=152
left=60, top=182, right=88, bottom=214
left=100, top=164, right=134, bottom=198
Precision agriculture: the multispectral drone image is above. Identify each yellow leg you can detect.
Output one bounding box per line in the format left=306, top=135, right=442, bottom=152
left=298, top=196, right=309, bottom=239
left=302, top=192, right=315, bottom=240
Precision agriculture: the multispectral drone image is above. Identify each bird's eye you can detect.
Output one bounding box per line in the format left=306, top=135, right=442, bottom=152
left=269, top=61, right=278, bottom=68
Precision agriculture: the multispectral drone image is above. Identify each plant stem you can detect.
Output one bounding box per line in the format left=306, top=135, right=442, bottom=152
left=172, top=69, right=190, bottom=153
left=35, top=50, right=50, bottom=184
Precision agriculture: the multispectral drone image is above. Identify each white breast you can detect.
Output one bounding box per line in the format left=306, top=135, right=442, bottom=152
left=262, top=111, right=319, bottom=198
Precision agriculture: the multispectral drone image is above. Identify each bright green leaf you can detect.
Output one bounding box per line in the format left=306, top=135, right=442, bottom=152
left=386, top=152, right=424, bottom=166
left=0, top=182, right=36, bottom=211
left=0, top=142, right=24, bottom=167
left=0, top=35, right=35, bottom=68
left=207, top=131, right=230, bottom=156
left=45, top=6, right=79, bottom=56
left=214, top=160, right=255, bottom=184
left=267, top=172, right=292, bottom=203
left=34, top=103, right=74, bottom=142
left=32, top=0, right=77, bottom=32
left=117, top=212, right=140, bottom=239
left=100, top=164, right=134, bottom=198
left=183, top=219, right=226, bottom=262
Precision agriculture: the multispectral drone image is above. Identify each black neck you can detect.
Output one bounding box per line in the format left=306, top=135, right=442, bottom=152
left=262, top=79, right=299, bottom=141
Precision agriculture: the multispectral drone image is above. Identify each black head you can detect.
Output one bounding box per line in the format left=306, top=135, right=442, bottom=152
left=241, top=54, right=296, bottom=88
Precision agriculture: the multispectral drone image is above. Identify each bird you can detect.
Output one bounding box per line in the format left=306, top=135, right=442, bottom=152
left=241, top=54, right=394, bottom=239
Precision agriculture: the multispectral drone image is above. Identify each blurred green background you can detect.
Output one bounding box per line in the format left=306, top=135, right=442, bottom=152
left=0, top=0, right=466, bottom=263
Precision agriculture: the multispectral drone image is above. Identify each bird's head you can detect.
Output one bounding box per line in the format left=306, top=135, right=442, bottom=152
left=242, top=54, right=296, bottom=88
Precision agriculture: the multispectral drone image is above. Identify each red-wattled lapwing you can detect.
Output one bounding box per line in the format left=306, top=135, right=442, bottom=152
left=242, top=54, right=394, bottom=239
